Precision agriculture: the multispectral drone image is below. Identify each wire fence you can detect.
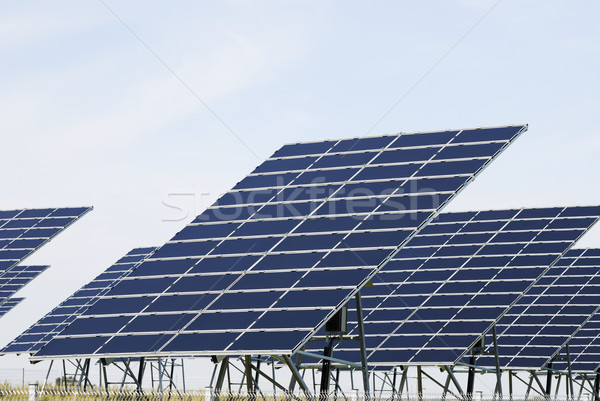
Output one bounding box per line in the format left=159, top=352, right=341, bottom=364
left=0, top=385, right=589, bottom=401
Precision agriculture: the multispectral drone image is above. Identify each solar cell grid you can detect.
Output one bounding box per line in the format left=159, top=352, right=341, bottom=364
left=1, top=247, right=156, bottom=354
left=30, top=125, right=527, bottom=359
left=472, top=248, right=600, bottom=370
left=304, top=206, right=600, bottom=366
left=0, top=297, right=24, bottom=318
left=0, top=265, right=49, bottom=300
left=0, top=207, right=91, bottom=274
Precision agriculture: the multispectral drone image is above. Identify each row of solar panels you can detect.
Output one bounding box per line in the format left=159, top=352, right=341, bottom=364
left=6, top=207, right=600, bottom=374
left=0, top=208, right=91, bottom=317
left=4, top=125, right=600, bottom=375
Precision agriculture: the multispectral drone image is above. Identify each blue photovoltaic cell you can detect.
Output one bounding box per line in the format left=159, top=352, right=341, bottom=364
left=535, top=250, right=600, bottom=373
left=305, top=207, right=600, bottom=367
left=1, top=247, right=155, bottom=354
left=470, top=248, right=600, bottom=369
left=0, top=207, right=91, bottom=274
left=32, top=125, right=526, bottom=359
left=0, top=265, right=49, bottom=300
left=0, top=297, right=24, bottom=318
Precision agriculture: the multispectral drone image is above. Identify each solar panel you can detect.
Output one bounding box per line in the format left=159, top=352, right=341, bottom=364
left=304, top=207, right=600, bottom=366
left=533, top=251, right=600, bottom=373
left=0, top=265, right=49, bottom=300
left=31, top=125, right=527, bottom=359
left=0, top=297, right=24, bottom=318
left=472, top=248, right=600, bottom=370
left=556, top=312, right=600, bottom=373
left=0, top=207, right=92, bottom=274
left=1, top=247, right=156, bottom=355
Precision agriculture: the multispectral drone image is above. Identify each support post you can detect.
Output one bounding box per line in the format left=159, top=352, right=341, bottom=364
left=545, top=362, right=553, bottom=398
left=355, top=292, right=370, bottom=398
left=467, top=353, right=477, bottom=399
left=443, top=366, right=465, bottom=398
left=399, top=367, right=408, bottom=396
left=101, top=358, right=109, bottom=394
left=283, top=355, right=311, bottom=396
left=509, top=370, right=513, bottom=401
left=492, top=325, right=503, bottom=398
left=417, top=366, right=423, bottom=401
left=181, top=359, right=186, bottom=393
left=566, top=343, right=575, bottom=399
left=594, top=370, right=600, bottom=401
left=82, top=359, right=91, bottom=391
left=319, top=341, right=334, bottom=399
left=41, top=360, right=54, bottom=394
left=244, top=355, right=254, bottom=394
left=212, top=356, right=229, bottom=401
left=442, top=370, right=451, bottom=401
left=62, top=360, right=68, bottom=391
left=137, top=357, right=146, bottom=393
left=524, top=374, right=534, bottom=400
left=289, top=348, right=306, bottom=392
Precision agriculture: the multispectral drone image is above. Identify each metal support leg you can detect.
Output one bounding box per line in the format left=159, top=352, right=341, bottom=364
left=283, top=355, right=311, bottom=396
left=355, top=292, right=370, bottom=398
left=41, top=360, right=54, bottom=394
left=289, top=347, right=306, bottom=392
left=442, top=371, right=452, bottom=401
left=101, top=358, right=109, bottom=394
left=525, top=374, right=534, bottom=401
left=417, top=366, right=423, bottom=401
left=594, top=371, right=600, bottom=401
left=244, top=355, right=254, bottom=394
left=168, top=359, right=175, bottom=393
left=509, top=370, right=513, bottom=401
left=83, top=359, right=91, bottom=391
left=137, top=357, right=146, bottom=393
left=443, top=366, right=465, bottom=398
left=181, top=359, right=186, bottom=393
left=62, top=359, right=68, bottom=391
left=391, top=368, right=398, bottom=401
left=492, top=325, right=503, bottom=398
left=399, top=367, right=408, bottom=396
left=212, top=356, right=229, bottom=401
left=566, top=343, right=575, bottom=399
left=254, top=357, right=261, bottom=391
left=467, top=354, right=477, bottom=399
left=319, top=341, right=334, bottom=399
left=545, top=362, right=553, bottom=398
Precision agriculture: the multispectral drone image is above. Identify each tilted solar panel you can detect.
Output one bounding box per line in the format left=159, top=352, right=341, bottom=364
left=0, top=265, right=49, bottom=300
left=31, top=125, right=527, bottom=359
left=1, top=247, right=156, bottom=354
left=0, top=207, right=92, bottom=274
left=305, top=207, right=600, bottom=366
left=473, top=248, right=600, bottom=370
left=0, top=297, right=24, bottom=318
left=556, top=313, right=600, bottom=373
left=537, top=250, right=600, bottom=373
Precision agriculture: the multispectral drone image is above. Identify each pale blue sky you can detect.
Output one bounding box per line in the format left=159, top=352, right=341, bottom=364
left=1, top=0, right=599, bottom=381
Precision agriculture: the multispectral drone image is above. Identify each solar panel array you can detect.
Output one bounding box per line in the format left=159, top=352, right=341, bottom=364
left=303, top=207, right=600, bottom=366
left=557, top=313, right=600, bottom=373
left=538, top=250, right=600, bottom=373
left=30, top=125, right=527, bottom=359
left=0, top=207, right=91, bottom=274
left=1, top=247, right=156, bottom=355
left=0, top=265, right=49, bottom=300
left=473, top=248, right=600, bottom=370
left=0, top=298, right=24, bottom=318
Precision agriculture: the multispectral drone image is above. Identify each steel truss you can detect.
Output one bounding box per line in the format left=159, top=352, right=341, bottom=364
left=30, top=318, right=600, bottom=400
left=36, top=357, right=186, bottom=395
